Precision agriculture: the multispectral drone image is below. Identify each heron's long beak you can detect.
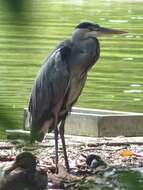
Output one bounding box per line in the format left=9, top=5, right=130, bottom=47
left=98, top=26, right=128, bottom=35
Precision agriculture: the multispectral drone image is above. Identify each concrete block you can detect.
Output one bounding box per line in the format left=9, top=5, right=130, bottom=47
left=23, top=107, right=143, bottom=137
left=6, top=129, right=30, bottom=140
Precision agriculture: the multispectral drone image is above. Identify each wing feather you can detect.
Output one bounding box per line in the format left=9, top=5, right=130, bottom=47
left=28, top=40, right=72, bottom=139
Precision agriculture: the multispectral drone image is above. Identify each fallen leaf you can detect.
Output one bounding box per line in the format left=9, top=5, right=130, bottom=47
left=120, top=149, right=135, bottom=157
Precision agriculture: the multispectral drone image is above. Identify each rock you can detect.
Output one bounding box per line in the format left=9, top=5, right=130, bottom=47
left=6, top=130, right=30, bottom=141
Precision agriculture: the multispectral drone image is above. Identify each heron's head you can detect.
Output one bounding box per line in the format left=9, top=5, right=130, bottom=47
left=74, top=21, right=127, bottom=39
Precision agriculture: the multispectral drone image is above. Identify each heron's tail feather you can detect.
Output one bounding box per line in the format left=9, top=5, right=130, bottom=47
left=29, top=118, right=54, bottom=143
left=29, top=118, right=45, bottom=143
left=30, top=125, right=45, bottom=143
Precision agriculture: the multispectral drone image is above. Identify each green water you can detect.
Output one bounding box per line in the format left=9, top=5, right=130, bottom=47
left=0, top=0, right=143, bottom=136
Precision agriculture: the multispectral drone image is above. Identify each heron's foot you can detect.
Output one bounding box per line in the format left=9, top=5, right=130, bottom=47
left=66, top=168, right=81, bottom=176
left=65, top=165, right=70, bottom=173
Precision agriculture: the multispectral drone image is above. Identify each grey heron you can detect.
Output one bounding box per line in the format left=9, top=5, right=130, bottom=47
left=28, top=21, right=127, bottom=173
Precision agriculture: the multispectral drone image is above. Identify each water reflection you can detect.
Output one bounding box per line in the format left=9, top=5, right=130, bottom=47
left=123, top=57, right=134, bottom=61
left=124, top=90, right=142, bottom=93
left=134, top=98, right=141, bottom=101
left=130, top=84, right=141, bottom=87
left=109, top=19, right=129, bottom=23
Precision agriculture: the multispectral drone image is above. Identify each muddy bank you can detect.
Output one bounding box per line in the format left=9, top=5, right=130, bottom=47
left=1, top=135, right=143, bottom=189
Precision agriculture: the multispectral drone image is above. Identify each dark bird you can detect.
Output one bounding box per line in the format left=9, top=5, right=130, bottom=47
left=0, top=152, right=48, bottom=190
left=86, top=154, right=107, bottom=169
left=28, top=21, right=127, bottom=173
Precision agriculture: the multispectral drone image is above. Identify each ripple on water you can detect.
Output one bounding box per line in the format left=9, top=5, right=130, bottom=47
left=135, top=35, right=141, bottom=39
left=125, top=35, right=134, bottom=38
left=123, top=57, right=134, bottom=61
left=130, top=84, right=141, bottom=87
left=109, top=20, right=129, bottom=23
left=134, top=98, right=141, bottom=101
left=124, top=90, right=143, bottom=93
left=131, top=16, right=143, bottom=20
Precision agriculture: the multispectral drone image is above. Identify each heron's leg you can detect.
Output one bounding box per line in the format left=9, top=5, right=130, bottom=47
left=54, top=115, right=59, bottom=174
left=59, top=118, right=70, bottom=172
left=53, top=98, right=66, bottom=174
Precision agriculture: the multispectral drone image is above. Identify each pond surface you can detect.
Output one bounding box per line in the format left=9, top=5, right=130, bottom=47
left=0, top=0, right=143, bottom=134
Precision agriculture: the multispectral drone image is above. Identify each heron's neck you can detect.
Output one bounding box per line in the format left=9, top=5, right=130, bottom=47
left=72, top=29, right=87, bottom=47
left=72, top=28, right=98, bottom=49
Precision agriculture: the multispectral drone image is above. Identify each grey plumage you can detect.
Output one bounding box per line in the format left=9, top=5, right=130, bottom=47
left=28, top=21, right=127, bottom=172
left=29, top=37, right=99, bottom=136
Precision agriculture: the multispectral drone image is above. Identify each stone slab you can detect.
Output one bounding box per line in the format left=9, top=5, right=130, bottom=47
left=23, top=107, right=143, bottom=137
left=6, top=129, right=30, bottom=140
